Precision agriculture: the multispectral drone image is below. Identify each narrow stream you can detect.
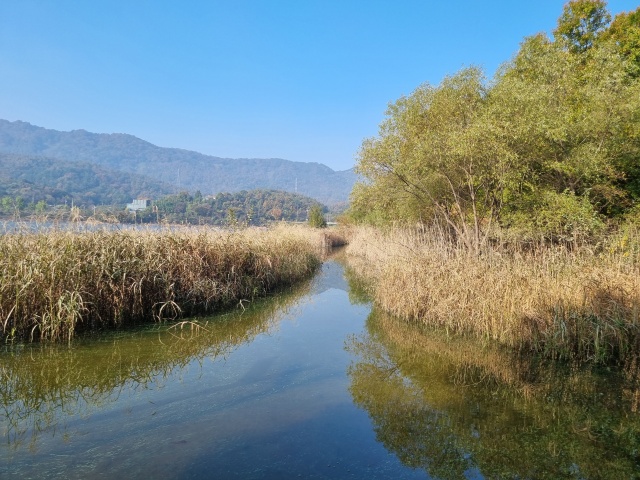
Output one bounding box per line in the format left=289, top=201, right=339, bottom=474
left=1, top=259, right=639, bottom=479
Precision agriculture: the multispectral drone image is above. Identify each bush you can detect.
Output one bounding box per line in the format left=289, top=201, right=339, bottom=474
left=308, top=204, right=327, bottom=228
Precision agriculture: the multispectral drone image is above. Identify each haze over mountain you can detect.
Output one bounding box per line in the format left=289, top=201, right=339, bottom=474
left=0, top=120, right=357, bottom=205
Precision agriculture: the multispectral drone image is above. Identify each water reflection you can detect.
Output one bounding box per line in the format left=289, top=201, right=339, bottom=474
left=347, top=310, right=640, bottom=479
left=0, top=279, right=311, bottom=451
left=4, top=257, right=640, bottom=479
left=2, top=260, right=421, bottom=480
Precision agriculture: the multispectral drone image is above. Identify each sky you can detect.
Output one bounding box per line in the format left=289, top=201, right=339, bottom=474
left=1, top=1, right=639, bottom=171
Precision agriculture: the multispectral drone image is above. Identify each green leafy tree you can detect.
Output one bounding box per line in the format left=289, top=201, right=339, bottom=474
left=226, top=208, right=238, bottom=227
left=494, top=25, right=640, bottom=230
left=601, top=7, right=640, bottom=77
left=34, top=200, right=47, bottom=214
left=308, top=204, right=327, bottom=228
left=554, top=0, right=611, bottom=53
left=351, top=1, right=640, bottom=245
left=352, top=68, right=518, bottom=252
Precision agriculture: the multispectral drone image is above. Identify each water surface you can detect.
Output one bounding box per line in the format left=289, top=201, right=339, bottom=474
left=2, top=259, right=639, bottom=479
left=1, top=260, right=420, bottom=479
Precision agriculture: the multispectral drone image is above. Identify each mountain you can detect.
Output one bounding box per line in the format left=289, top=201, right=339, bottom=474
left=0, top=120, right=357, bottom=205
left=0, top=152, right=174, bottom=206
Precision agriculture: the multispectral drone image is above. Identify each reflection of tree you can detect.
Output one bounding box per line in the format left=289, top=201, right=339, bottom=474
left=342, top=262, right=373, bottom=306
left=0, top=280, right=311, bottom=450
left=347, top=309, right=640, bottom=479
left=306, top=251, right=373, bottom=305
left=348, top=338, right=471, bottom=479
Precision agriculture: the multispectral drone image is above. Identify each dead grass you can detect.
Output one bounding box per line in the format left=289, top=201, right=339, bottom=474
left=345, top=225, right=640, bottom=363
left=0, top=224, right=332, bottom=342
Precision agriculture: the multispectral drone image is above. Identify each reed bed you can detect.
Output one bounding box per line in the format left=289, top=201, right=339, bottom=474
left=0, top=224, right=330, bottom=342
left=345, top=226, right=640, bottom=364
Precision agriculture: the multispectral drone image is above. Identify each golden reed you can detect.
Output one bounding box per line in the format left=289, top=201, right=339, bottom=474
left=0, top=224, right=336, bottom=342
left=345, top=225, right=640, bottom=363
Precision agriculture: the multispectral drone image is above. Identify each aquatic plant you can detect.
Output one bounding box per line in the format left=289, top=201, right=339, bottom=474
left=0, top=283, right=311, bottom=449
left=0, top=224, right=335, bottom=342
left=345, top=225, right=640, bottom=364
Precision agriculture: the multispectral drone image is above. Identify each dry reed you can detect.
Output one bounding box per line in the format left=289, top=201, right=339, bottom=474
left=345, top=226, right=640, bottom=363
left=0, top=224, right=331, bottom=342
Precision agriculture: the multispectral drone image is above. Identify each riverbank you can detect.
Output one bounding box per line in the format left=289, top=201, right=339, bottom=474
left=344, top=226, right=640, bottom=364
left=0, top=224, right=342, bottom=342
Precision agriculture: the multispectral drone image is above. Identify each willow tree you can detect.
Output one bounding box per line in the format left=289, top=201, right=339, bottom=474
left=352, top=1, right=640, bottom=246
left=490, top=7, right=640, bottom=239
left=352, top=68, right=519, bottom=253
left=603, top=7, right=640, bottom=77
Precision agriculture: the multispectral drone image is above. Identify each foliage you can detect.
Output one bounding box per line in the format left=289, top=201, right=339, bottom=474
left=350, top=2, right=640, bottom=248
left=0, top=226, right=323, bottom=342
left=554, top=0, right=611, bottom=53
left=602, top=6, right=640, bottom=76
left=0, top=152, right=173, bottom=212
left=131, top=189, right=329, bottom=226
left=307, top=204, right=327, bottom=228
left=345, top=226, right=640, bottom=365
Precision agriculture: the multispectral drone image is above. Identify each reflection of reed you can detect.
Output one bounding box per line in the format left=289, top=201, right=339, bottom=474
left=0, top=279, right=311, bottom=450
left=347, top=308, right=640, bottom=479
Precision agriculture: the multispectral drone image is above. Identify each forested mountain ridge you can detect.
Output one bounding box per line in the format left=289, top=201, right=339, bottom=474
left=0, top=152, right=174, bottom=206
left=0, top=120, right=356, bottom=205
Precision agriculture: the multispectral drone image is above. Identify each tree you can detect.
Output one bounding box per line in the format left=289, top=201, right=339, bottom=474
left=352, top=68, right=518, bottom=252
left=350, top=1, right=640, bottom=246
left=34, top=200, right=47, bottom=214
left=601, top=7, right=640, bottom=77
left=494, top=26, right=640, bottom=226
left=554, top=0, right=611, bottom=53
left=308, top=204, right=327, bottom=228
left=226, top=208, right=238, bottom=227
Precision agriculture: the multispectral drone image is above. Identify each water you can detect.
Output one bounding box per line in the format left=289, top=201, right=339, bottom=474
left=1, top=259, right=639, bottom=479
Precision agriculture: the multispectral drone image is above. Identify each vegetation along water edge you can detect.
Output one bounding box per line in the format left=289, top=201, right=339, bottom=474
left=343, top=224, right=640, bottom=365
left=342, top=1, right=640, bottom=365
left=0, top=224, right=345, bottom=342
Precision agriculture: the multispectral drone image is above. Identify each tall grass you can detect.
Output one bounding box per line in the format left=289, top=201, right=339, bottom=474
left=345, top=226, right=640, bottom=364
left=0, top=224, right=333, bottom=342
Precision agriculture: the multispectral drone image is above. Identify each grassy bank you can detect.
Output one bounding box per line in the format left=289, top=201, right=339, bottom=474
left=344, top=226, right=640, bottom=364
left=0, top=224, right=337, bottom=342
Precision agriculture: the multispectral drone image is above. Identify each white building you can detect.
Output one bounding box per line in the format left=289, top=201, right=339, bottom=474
left=126, top=199, right=151, bottom=211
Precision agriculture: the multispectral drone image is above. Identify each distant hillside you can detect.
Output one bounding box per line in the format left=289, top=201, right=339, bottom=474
left=0, top=120, right=357, bottom=205
left=133, top=189, right=327, bottom=226
left=0, top=152, right=174, bottom=206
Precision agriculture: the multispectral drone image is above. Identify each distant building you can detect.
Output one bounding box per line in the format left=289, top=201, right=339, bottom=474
left=126, top=198, right=151, bottom=211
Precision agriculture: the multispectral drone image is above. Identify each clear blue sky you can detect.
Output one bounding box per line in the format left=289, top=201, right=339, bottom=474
left=1, top=1, right=638, bottom=171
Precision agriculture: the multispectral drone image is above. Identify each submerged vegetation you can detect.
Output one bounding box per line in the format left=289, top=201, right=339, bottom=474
left=1, top=283, right=311, bottom=449
left=0, top=225, right=338, bottom=342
